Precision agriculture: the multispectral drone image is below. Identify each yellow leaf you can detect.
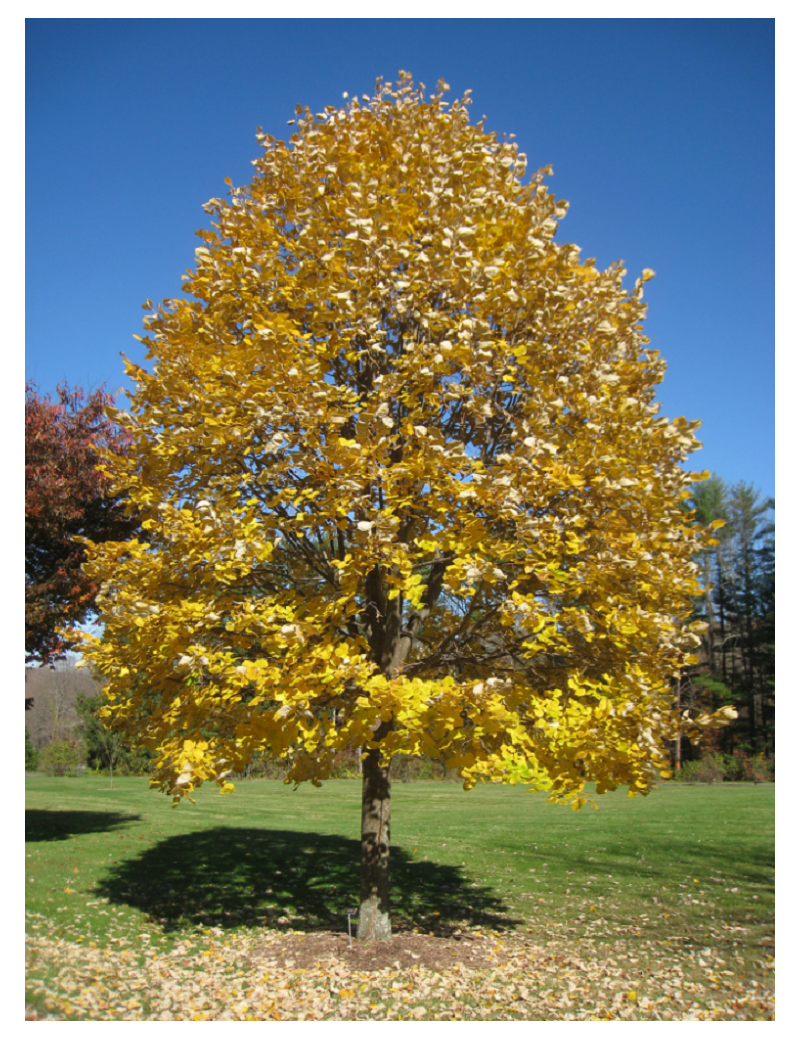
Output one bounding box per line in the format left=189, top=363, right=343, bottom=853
left=68, top=75, right=716, bottom=888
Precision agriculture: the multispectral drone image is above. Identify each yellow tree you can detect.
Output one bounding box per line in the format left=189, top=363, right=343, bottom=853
left=75, top=73, right=734, bottom=941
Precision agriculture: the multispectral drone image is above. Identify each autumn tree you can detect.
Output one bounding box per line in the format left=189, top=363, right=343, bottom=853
left=25, top=381, right=137, bottom=663
left=74, top=74, right=734, bottom=941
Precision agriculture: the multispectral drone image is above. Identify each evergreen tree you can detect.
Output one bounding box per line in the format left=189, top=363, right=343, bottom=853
left=76, top=691, right=151, bottom=784
left=687, top=478, right=774, bottom=756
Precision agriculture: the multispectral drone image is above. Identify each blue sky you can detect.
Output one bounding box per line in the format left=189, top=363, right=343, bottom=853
left=25, top=18, right=775, bottom=499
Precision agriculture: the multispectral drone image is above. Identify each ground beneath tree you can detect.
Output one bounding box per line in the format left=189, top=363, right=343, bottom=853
left=251, top=928, right=495, bottom=972
left=26, top=914, right=774, bottom=1021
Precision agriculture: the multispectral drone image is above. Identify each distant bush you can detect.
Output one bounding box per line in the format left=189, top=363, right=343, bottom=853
left=674, top=752, right=774, bottom=783
left=392, top=755, right=459, bottom=782
left=88, top=754, right=151, bottom=778
left=39, top=740, right=85, bottom=777
left=25, top=727, right=38, bottom=771
left=112, top=753, right=153, bottom=777
left=677, top=754, right=725, bottom=783
left=742, top=754, right=775, bottom=783
left=326, top=749, right=357, bottom=779
left=232, top=749, right=460, bottom=782
left=245, top=755, right=287, bottom=780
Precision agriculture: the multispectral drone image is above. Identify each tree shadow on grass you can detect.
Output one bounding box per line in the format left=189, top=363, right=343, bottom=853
left=556, top=835, right=775, bottom=888
left=95, top=827, right=521, bottom=936
left=25, top=809, right=142, bottom=843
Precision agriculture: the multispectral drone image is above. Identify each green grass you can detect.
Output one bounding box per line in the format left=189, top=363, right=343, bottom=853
left=26, top=776, right=774, bottom=1016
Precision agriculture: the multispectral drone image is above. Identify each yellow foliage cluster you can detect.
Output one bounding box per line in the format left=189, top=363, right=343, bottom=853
left=73, top=74, right=734, bottom=805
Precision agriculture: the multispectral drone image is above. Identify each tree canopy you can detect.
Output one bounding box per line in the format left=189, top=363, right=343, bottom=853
left=75, top=74, right=734, bottom=939
left=25, top=381, right=137, bottom=663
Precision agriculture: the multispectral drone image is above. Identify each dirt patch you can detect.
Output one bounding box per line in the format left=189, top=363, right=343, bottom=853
left=248, top=928, right=495, bottom=972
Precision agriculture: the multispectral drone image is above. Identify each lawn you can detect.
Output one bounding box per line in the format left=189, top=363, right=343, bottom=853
left=25, top=775, right=774, bottom=1020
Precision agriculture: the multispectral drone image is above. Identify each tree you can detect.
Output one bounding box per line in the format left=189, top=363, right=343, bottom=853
left=688, top=474, right=728, bottom=675
left=76, top=691, right=124, bottom=787
left=684, top=478, right=774, bottom=758
left=25, top=380, right=137, bottom=663
left=752, top=498, right=775, bottom=749
left=74, top=74, right=734, bottom=941
left=726, top=483, right=773, bottom=750
left=76, top=689, right=151, bottom=786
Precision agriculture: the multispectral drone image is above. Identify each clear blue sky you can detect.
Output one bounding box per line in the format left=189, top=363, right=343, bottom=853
left=25, top=18, right=775, bottom=499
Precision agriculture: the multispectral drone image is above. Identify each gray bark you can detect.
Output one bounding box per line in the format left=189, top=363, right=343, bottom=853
left=357, top=737, right=392, bottom=941
left=355, top=552, right=449, bottom=941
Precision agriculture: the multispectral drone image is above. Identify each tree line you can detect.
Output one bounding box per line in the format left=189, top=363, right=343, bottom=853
left=24, top=658, right=151, bottom=780
left=681, top=476, right=775, bottom=761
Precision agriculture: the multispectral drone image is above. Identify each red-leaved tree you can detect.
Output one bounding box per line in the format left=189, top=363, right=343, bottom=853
left=25, top=381, right=137, bottom=663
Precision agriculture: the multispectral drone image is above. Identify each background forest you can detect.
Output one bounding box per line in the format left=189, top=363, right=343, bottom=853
left=677, top=478, right=775, bottom=780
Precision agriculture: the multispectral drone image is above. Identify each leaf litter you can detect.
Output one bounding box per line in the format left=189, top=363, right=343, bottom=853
left=26, top=912, right=773, bottom=1021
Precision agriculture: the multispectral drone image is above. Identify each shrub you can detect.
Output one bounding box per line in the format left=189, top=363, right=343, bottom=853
left=742, top=754, right=775, bottom=783
left=39, top=740, right=85, bottom=777
left=329, top=748, right=360, bottom=779
left=392, top=755, right=459, bottom=783
left=720, top=754, right=748, bottom=782
left=673, top=751, right=775, bottom=783
left=677, top=753, right=725, bottom=783
left=233, top=751, right=287, bottom=780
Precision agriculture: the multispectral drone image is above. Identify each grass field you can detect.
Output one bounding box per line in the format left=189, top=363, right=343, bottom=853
left=25, top=775, right=774, bottom=1020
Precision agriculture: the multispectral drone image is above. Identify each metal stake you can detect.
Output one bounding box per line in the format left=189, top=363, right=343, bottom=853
left=346, top=907, right=358, bottom=947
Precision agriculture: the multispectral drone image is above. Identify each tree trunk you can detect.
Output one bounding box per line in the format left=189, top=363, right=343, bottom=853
left=716, top=540, right=728, bottom=684
left=702, top=548, right=716, bottom=673
left=355, top=552, right=449, bottom=941
left=741, top=531, right=758, bottom=747
left=357, top=744, right=392, bottom=941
